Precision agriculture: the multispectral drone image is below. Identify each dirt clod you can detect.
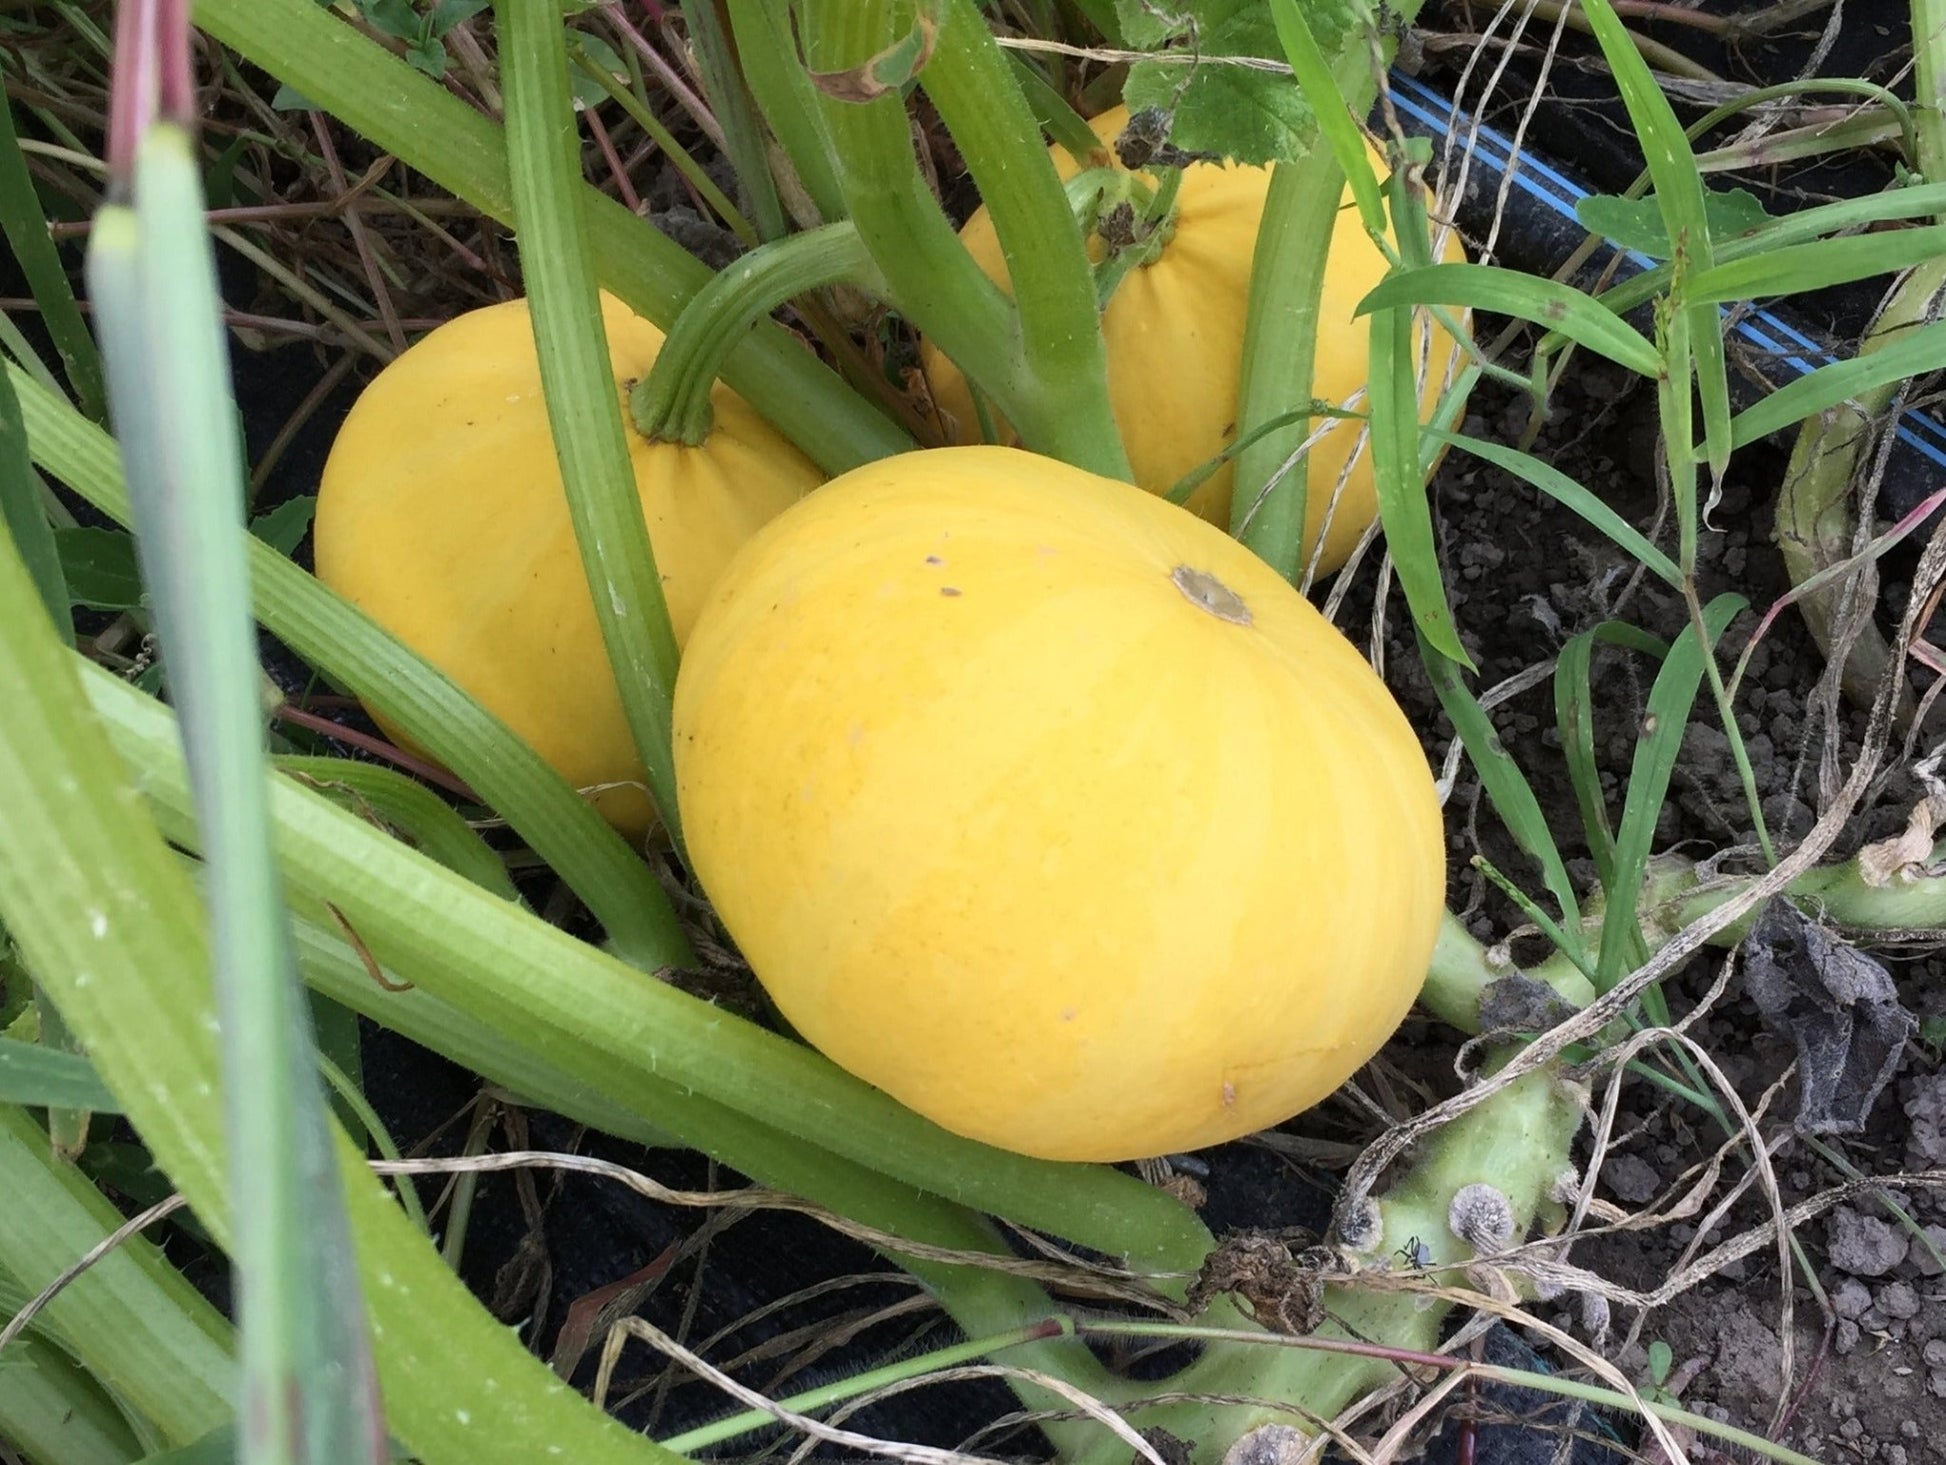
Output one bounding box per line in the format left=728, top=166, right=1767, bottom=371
left=1828, top=1206, right=1912, bottom=1277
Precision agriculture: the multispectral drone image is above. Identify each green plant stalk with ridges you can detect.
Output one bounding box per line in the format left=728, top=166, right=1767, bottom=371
left=0, top=514, right=691, bottom=1465
left=0, top=98, right=106, bottom=422
left=0, top=1035, right=120, bottom=1111
left=0, top=1322, right=147, bottom=1465
left=497, top=0, right=684, bottom=844
left=679, top=0, right=787, bottom=242
left=1069, top=1067, right=1584, bottom=1465
left=272, top=756, right=521, bottom=903
left=186, top=0, right=910, bottom=474
left=0, top=1103, right=234, bottom=1447
left=87, top=110, right=381, bottom=1461
left=798, top=0, right=1130, bottom=479
left=723, top=0, right=848, bottom=225
left=630, top=221, right=880, bottom=445
left=6, top=362, right=691, bottom=973
left=74, top=656, right=1216, bottom=1278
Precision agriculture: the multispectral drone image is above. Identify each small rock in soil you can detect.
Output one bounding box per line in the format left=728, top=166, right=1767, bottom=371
left=1834, top=1277, right=1874, bottom=1319
left=1706, top=1303, right=1786, bottom=1408
left=1601, top=1153, right=1661, bottom=1205
left=1880, top=1280, right=1923, bottom=1320
left=1913, top=1225, right=1946, bottom=1277
left=1829, top=1206, right=1911, bottom=1277
left=1907, top=1072, right=1946, bottom=1171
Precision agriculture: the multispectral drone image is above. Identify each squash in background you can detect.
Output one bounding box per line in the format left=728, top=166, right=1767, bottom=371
left=922, top=107, right=1469, bottom=577
left=315, top=293, right=821, bottom=836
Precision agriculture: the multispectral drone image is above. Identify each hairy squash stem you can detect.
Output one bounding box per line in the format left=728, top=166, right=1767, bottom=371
left=497, top=0, right=687, bottom=846
left=795, top=0, right=1130, bottom=480
left=630, top=222, right=881, bottom=445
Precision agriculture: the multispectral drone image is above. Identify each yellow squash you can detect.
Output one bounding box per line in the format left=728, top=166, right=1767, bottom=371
left=674, top=446, right=1446, bottom=1162
left=922, top=108, right=1468, bottom=576
left=315, top=293, right=821, bottom=836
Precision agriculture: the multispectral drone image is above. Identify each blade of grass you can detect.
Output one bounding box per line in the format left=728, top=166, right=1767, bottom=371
left=0, top=1037, right=119, bottom=1111
left=87, top=37, right=381, bottom=1451
left=0, top=1323, right=147, bottom=1465
left=1418, top=630, right=1584, bottom=957
left=1731, top=315, right=1946, bottom=447
left=679, top=0, right=787, bottom=241
left=1553, top=623, right=1671, bottom=893
left=0, top=1103, right=234, bottom=1446
left=1683, top=225, right=1946, bottom=303
left=497, top=0, right=683, bottom=844
left=1428, top=429, right=1681, bottom=587
left=1359, top=264, right=1661, bottom=378
left=1266, top=0, right=1382, bottom=230
left=1574, top=0, right=1730, bottom=479
left=0, top=503, right=696, bottom=1465
left=0, top=97, right=106, bottom=421
left=0, top=355, right=71, bottom=639
left=1594, top=594, right=1747, bottom=990
left=8, top=363, right=692, bottom=972
left=1370, top=302, right=1470, bottom=666
left=188, top=0, right=911, bottom=474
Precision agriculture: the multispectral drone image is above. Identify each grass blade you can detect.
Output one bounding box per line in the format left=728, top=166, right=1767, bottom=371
left=1359, top=263, right=1661, bottom=377
left=0, top=1037, right=119, bottom=1111
left=1418, top=633, right=1584, bottom=957
left=0, top=357, right=71, bottom=639
left=1683, top=225, right=1946, bottom=304
left=1428, top=429, right=1681, bottom=586
left=1266, top=0, right=1383, bottom=231
left=0, top=1324, right=146, bottom=1465
left=1552, top=623, right=1670, bottom=893
left=1370, top=304, right=1470, bottom=666
left=497, top=0, right=685, bottom=842
left=1594, top=594, right=1747, bottom=991
left=1730, top=316, right=1946, bottom=447
left=87, top=72, right=383, bottom=1460
left=0, top=97, right=106, bottom=421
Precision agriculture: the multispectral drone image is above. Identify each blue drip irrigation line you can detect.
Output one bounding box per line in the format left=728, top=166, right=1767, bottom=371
left=1386, top=70, right=1946, bottom=477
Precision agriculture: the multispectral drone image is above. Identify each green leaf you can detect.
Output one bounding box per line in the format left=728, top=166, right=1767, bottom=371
left=430, top=0, right=490, bottom=35
left=0, top=99, right=106, bottom=421
left=404, top=36, right=447, bottom=78
left=0, top=1037, right=120, bottom=1112
left=0, top=364, right=70, bottom=637
left=1427, top=431, right=1681, bottom=587
left=1359, top=263, right=1662, bottom=377
left=361, top=0, right=422, bottom=41
left=55, top=526, right=144, bottom=610
left=248, top=494, right=316, bottom=556
left=1683, top=226, right=1946, bottom=305
left=1729, top=316, right=1946, bottom=447
left=1594, top=595, right=1747, bottom=991
left=1122, top=0, right=1352, bottom=166
left=1575, top=187, right=1774, bottom=258
left=270, top=83, right=320, bottom=112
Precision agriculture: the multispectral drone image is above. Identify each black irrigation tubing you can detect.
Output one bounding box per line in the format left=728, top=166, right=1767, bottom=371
left=1388, top=71, right=1946, bottom=520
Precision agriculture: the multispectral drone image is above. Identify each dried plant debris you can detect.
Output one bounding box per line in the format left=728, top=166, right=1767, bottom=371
left=1742, top=900, right=1916, bottom=1135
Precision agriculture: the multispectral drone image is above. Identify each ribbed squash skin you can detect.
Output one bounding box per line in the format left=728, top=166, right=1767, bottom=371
left=922, top=108, right=1468, bottom=576
left=674, top=446, right=1445, bottom=1162
left=315, top=292, right=820, bottom=835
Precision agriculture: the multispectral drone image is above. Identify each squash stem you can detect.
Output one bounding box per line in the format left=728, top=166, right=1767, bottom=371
left=724, top=0, right=850, bottom=226
left=629, top=222, right=883, bottom=447
left=798, top=0, right=1131, bottom=480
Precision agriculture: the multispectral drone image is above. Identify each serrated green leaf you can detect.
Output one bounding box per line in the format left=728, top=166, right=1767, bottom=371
left=248, top=495, right=316, bottom=556
left=55, top=526, right=144, bottom=610
left=1575, top=187, right=1774, bottom=259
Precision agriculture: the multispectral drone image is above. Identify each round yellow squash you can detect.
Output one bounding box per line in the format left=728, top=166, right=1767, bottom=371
left=673, top=445, right=1446, bottom=1162
left=315, top=292, right=821, bottom=836
left=922, top=108, right=1468, bottom=577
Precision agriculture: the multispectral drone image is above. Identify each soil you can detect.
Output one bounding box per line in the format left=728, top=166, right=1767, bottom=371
left=9, top=1, right=1946, bottom=1462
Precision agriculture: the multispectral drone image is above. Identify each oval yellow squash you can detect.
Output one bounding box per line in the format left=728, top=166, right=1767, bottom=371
left=674, top=445, right=1446, bottom=1162
left=922, top=108, right=1468, bottom=576
left=315, top=292, right=821, bottom=836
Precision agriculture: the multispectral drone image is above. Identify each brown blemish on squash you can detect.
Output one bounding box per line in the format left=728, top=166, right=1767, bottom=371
left=1172, top=565, right=1251, bottom=626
